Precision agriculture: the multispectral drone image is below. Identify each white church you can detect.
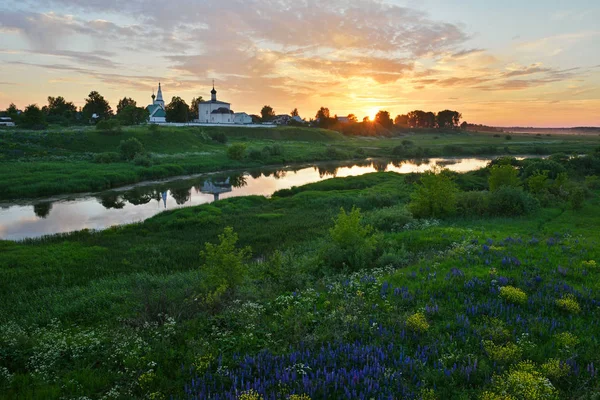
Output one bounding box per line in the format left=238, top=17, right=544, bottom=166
left=146, top=83, right=167, bottom=123
left=198, top=83, right=252, bottom=124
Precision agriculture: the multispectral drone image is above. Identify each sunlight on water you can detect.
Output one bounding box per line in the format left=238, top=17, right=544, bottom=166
left=0, top=158, right=495, bottom=240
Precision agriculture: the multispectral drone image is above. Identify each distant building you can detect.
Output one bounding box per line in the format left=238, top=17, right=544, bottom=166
left=234, top=112, right=252, bottom=124
left=337, top=116, right=350, bottom=123
left=147, top=83, right=167, bottom=123
left=273, top=114, right=292, bottom=125
left=198, top=83, right=234, bottom=124
left=0, top=117, right=15, bottom=127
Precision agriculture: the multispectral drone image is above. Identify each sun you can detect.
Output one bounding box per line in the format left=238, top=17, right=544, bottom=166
left=368, top=107, right=380, bottom=121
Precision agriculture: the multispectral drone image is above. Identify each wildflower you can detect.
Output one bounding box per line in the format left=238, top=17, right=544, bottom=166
left=499, top=286, right=527, bottom=305
left=238, top=389, right=263, bottom=400
left=489, top=268, right=497, bottom=277
left=420, top=388, right=438, bottom=400
left=554, top=332, right=579, bottom=349
left=406, top=312, right=430, bottom=333
left=483, top=361, right=558, bottom=400
left=289, top=395, right=311, bottom=400
left=483, top=340, right=522, bottom=364
left=555, top=294, right=581, bottom=314
left=541, top=359, right=570, bottom=380
left=581, top=260, right=597, bottom=270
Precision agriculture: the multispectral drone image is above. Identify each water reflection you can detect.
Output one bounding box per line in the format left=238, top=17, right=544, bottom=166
left=0, top=157, right=508, bottom=240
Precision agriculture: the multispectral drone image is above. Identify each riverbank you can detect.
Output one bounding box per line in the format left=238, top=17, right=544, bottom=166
left=1, top=125, right=599, bottom=200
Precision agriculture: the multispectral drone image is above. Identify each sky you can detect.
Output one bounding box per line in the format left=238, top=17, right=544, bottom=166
left=0, top=0, right=599, bottom=127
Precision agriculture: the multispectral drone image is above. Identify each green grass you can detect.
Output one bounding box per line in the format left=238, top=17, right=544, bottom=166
left=1, top=125, right=600, bottom=200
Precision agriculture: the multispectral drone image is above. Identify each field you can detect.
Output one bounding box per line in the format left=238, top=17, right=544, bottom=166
left=1, top=152, right=600, bottom=399
left=1, top=124, right=600, bottom=200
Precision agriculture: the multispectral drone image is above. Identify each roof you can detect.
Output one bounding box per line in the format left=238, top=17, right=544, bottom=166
left=147, top=104, right=166, bottom=117
left=200, top=100, right=230, bottom=106
left=211, top=107, right=234, bottom=114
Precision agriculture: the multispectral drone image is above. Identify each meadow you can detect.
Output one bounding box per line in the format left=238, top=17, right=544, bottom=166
left=2, top=124, right=600, bottom=200
left=1, top=151, right=600, bottom=399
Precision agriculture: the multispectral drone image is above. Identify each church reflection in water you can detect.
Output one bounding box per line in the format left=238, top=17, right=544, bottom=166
left=200, top=178, right=233, bottom=201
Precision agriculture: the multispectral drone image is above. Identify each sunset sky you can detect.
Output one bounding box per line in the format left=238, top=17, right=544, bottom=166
left=0, top=0, right=599, bottom=127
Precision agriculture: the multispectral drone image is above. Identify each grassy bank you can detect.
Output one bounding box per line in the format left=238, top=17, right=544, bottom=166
left=1, top=125, right=600, bottom=200
left=1, top=152, right=600, bottom=398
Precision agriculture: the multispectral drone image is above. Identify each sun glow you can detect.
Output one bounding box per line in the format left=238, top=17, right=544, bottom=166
left=368, top=107, right=380, bottom=121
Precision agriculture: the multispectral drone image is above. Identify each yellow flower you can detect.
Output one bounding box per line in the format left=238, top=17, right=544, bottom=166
left=541, top=358, right=570, bottom=380
left=238, top=389, right=263, bottom=400
left=406, top=312, right=429, bottom=333
left=555, top=294, right=581, bottom=314
left=499, top=286, right=527, bottom=305
left=483, top=340, right=522, bottom=364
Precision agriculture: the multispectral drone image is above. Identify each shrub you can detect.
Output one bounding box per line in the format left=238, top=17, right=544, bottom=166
left=93, top=152, right=121, bottom=164
left=238, top=389, right=263, bottom=400
left=409, top=169, right=459, bottom=218
left=483, top=361, right=558, bottom=400
left=402, top=139, right=414, bottom=146
left=541, top=359, right=570, bottom=381
left=488, top=187, right=539, bottom=216
left=363, top=205, right=413, bottom=231
left=522, top=160, right=566, bottom=179
left=483, top=340, right=522, bottom=364
left=133, top=153, right=153, bottom=167
left=209, top=131, right=228, bottom=144
left=200, top=227, right=251, bottom=292
left=96, top=119, right=122, bottom=135
left=248, top=148, right=264, bottom=161
left=581, top=260, right=597, bottom=270
left=505, top=135, right=512, bottom=140
left=555, top=294, right=580, bottom=314
left=499, top=285, right=527, bottom=305
left=456, top=191, right=490, bottom=216
left=118, top=137, right=145, bottom=160
left=584, top=175, right=600, bottom=189
left=489, top=164, right=521, bottom=192
left=322, top=207, right=377, bottom=271
left=565, top=183, right=586, bottom=210
left=325, top=146, right=339, bottom=159
left=553, top=332, right=579, bottom=349
left=227, top=143, right=246, bottom=160
left=406, top=312, right=429, bottom=333
left=376, top=249, right=409, bottom=268
left=526, top=171, right=549, bottom=196
left=263, top=144, right=283, bottom=156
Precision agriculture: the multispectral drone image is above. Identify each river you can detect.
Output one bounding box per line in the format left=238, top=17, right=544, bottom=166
left=0, top=157, right=508, bottom=240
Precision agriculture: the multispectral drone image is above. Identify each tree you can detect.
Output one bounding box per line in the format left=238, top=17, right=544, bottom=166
left=315, top=106, right=330, bottom=120
left=116, top=97, right=137, bottom=115
left=165, top=96, right=189, bottom=122
left=117, top=105, right=149, bottom=125
left=44, top=96, right=77, bottom=121
left=489, top=165, right=521, bottom=192
left=409, top=168, right=459, bottom=218
left=375, top=110, right=393, bottom=128
left=348, top=114, right=358, bottom=123
left=118, top=138, right=145, bottom=160
left=394, top=114, right=409, bottom=127
left=260, top=105, right=275, bottom=122
left=290, top=108, right=299, bottom=117
left=363, top=116, right=371, bottom=123
left=190, top=96, right=204, bottom=120
left=18, top=104, right=47, bottom=129
left=315, top=107, right=335, bottom=128
left=437, top=110, right=462, bottom=129
left=82, top=91, right=112, bottom=121
left=6, top=103, right=21, bottom=122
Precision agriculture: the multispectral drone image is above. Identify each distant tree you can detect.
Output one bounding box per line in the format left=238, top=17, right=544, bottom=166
left=82, top=91, right=112, bottom=121
left=33, top=202, right=52, bottom=218
left=375, top=110, right=393, bottom=128
left=437, top=110, right=462, bottom=129
left=363, top=116, right=370, bottom=123
left=116, top=97, right=137, bottom=115
left=261, top=105, right=275, bottom=122
left=44, top=96, right=77, bottom=121
left=425, top=112, right=436, bottom=128
left=6, top=103, right=21, bottom=122
left=190, top=96, right=204, bottom=120
left=460, top=121, right=468, bottom=130
left=348, top=114, right=358, bottom=123
left=315, top=107, right=335, bottom=128
left=117, top=105, right=149, bottom=125
left=394, top=114, right=409, bottom=127
left=18, top=104, right=47, bottom=129
left=290, top=108, right=299, bottom=117
left=165, top=96, right=189, bottom=122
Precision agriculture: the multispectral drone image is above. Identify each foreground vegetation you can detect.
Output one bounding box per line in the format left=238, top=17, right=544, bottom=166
left=1, top=152, right=600, bottom=399
left=2, top=124, right=600, bottom=201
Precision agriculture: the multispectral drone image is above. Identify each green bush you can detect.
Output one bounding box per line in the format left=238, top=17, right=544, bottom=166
left=409, top=169, right=459, bottom=218
left=248, top=148, right=264, bottom=161
left=133, top=153, right=153, bottom=167
left=209, top=132, right=227, bottom=144
left=522, top=159, right=566, bottom=179
left=456, top=191, right=490, bottom=216
left=322, top=207, right=378, bottom=271
left=263, top=144, right=283, bottom=156
left=118, top=137, right=145, bottom=161
left=200, top=227, right=251, bottom=292
left=325, top=146, right=339, bottom=159
left=93, top=152, right=121, bottom=164
left=488, top=164, right=521, bottom=192
left=227, top=143, right=246, bottom=160
left=488, top=187, right=539, bottom=216
left=363, top=205, right=413, bottom=231
left=96, top=119, right=122, bottom=135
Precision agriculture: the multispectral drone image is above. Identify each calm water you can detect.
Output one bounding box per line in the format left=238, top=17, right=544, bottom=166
left=1, top=158, right=500, bottom=240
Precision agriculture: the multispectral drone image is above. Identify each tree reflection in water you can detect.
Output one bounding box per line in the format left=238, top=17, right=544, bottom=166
left=33, top=202, right=52, bottom=218
left=98, top=192, right=126, bottom=209
left=170, top=187, right=191, bottom=205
